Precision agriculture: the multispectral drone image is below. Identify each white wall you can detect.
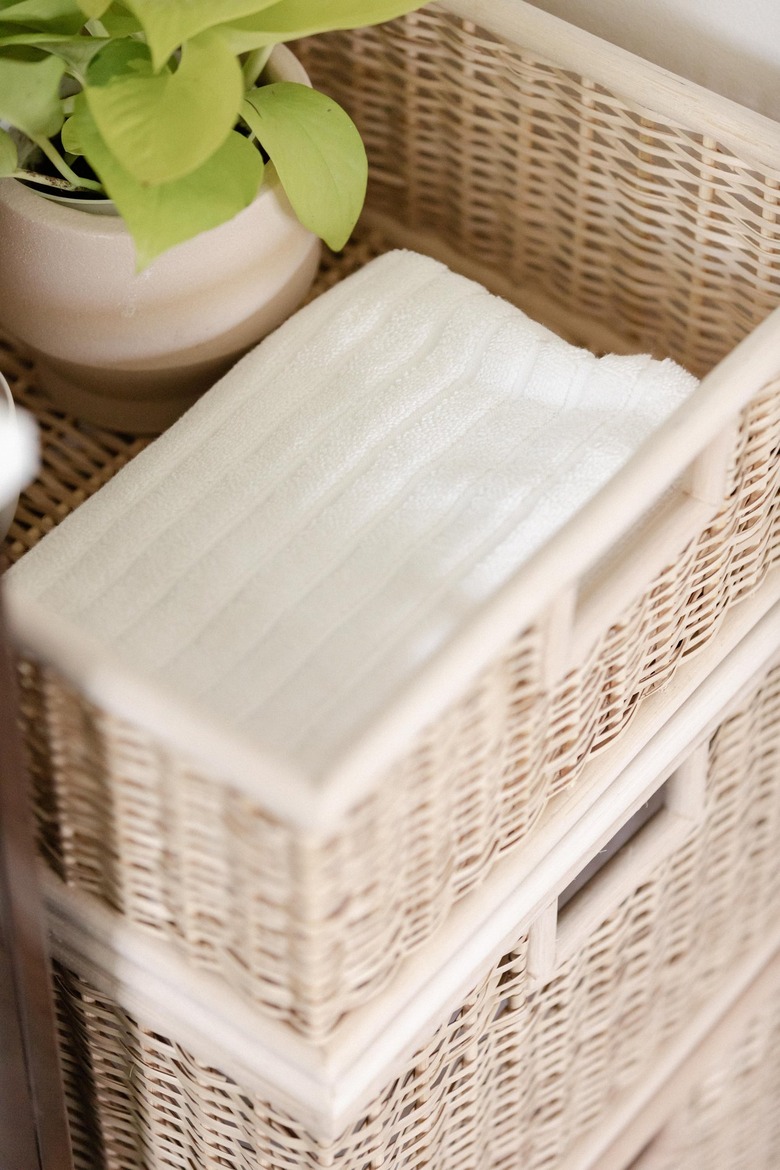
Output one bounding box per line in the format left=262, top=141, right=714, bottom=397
left=527, top=0, right=780, bottom=118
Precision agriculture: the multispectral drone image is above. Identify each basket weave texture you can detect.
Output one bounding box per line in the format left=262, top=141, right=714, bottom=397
left=7, top=7, right=780, bottom=1040
left=640, top=992, right=780, bottom=1170
left=52, top=658, right=780, bottom=1169
left=299, top=10, right=780, bottom=378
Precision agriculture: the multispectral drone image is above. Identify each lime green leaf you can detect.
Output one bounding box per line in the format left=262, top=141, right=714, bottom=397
left=0, top=0, right=84, bottom=34
left=75, top=100, right=264, bottom=267
left=95, top=5, right=140, bottom=35
left=0, top=50, right=65, bottom=137
left=85, top=29, right=242, bottom=185
left=0, top=29, right=70, bottom=44
left=1, top=33, right=109, bottom=77
left=49, top=35, right=108, bottom=74
left=0, top=125, right=17, bottom=173
left=60, top=110, right=81, bottom=153
left=86, top=35, right=146, bottom=83
left=124, top=0, right=280, bottom=72
left=223, top=0, right=427, bottom=54
left=77, top=0, right=110, bottom=15
left=243, top=82, right=365, bottom=250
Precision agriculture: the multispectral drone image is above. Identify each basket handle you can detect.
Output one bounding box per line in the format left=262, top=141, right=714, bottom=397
left=539, top=421, right=739, bottom=685
left=528, top=743, right=708, bottom=984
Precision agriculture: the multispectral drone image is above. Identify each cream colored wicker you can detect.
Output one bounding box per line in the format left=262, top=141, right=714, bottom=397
left=633, top=986, right=780, bottom=1170
left=592, top=951, right=780, bottom=1170
left=5, top=0, right=780, bottom=1040
left=45, top=610, right=780, bottom=1169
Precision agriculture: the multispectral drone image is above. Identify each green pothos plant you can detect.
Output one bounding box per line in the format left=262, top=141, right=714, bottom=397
left=0, top=0, right=427, bottom=267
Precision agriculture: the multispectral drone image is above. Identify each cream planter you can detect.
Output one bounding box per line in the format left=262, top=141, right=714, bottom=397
left=0, top=47, right=321, bottom=434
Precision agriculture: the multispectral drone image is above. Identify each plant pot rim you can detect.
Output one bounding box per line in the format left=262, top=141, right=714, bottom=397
left=2, top=161, right=284, bottom=238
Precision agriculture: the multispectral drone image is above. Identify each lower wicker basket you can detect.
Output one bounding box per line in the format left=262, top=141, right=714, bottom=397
left=47, top=628, right=780, bottom=1170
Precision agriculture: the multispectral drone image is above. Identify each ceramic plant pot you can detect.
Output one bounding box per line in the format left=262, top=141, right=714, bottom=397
left=0, top=47, right=321, bottom=434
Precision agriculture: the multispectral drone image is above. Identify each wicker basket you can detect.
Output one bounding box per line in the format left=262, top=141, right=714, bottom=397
left=6, top=0, right=780, bottom=1041
left=46, top=619, right=780, bottom=1170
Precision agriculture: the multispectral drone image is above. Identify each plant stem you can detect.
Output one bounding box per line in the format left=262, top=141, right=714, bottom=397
left=32, top=136, right=103, bottom=192
left=242, top=46, right=273, bottom=88
left=13, top=169, right=79, bottom=192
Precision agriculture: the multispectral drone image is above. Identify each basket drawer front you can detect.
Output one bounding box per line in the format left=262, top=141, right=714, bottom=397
left=51, top=657, right=780, bottom=1170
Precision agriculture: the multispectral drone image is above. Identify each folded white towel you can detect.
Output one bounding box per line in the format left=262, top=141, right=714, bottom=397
left=9, top=251, right=697, bottom=772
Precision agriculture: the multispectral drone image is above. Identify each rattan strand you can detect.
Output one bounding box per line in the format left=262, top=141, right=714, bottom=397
left=7, top=6, right=780, bottom=1039
left=52, top=660, right=780, bottom=1168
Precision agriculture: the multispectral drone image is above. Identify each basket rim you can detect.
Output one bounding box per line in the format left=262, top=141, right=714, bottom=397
left=44, top=597, right=780, bottom=1129
left=441, top=0, right=780, bottom=169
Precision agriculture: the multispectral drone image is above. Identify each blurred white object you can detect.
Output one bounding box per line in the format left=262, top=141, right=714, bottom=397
left=0, top=374, right=37, bottom=542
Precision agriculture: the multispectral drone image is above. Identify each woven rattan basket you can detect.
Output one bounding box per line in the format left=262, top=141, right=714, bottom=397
left=45, top=604, right=780, bottom=1170
left=5, top=0, right=780, bottom=1042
